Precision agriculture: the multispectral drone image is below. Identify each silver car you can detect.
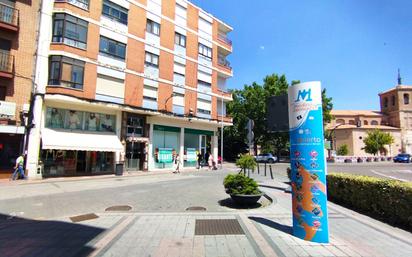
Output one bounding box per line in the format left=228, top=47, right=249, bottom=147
left=254, top=153, right=278, bottom=163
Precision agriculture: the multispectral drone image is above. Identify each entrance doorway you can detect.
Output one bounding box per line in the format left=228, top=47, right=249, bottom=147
left=125, top=142, right=144, bottom=171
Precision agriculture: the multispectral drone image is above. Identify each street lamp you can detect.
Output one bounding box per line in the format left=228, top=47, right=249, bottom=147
left=164, top=93, right=177, bottom=111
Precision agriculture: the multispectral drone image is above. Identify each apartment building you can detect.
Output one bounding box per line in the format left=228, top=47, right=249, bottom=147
left=0, top=0, right=40, bottom=175
left=26, top=0, right=233, bottom=178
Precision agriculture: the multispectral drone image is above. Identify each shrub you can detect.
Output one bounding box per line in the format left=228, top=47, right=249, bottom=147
left=337, top=144, right=349, bottom=156
left=327, top=173, right=412, bottom=232
left=223, top=174, right=260, bottom=195
left=236, top=154, right=257, bottom=170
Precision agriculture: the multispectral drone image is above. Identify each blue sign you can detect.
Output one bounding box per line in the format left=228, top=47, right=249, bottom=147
left=288, top=82, right=329, bottom=243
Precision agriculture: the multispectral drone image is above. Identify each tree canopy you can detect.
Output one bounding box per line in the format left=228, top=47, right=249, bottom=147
left=222, top=74, right=333, bottom=160
left=363, top=130, right=394, bottom=155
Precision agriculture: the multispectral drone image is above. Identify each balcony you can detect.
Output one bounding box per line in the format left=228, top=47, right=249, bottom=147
left=217, top=33, right=232, bottom=46
left=217, top=114, right=233, bottom=124
left=217, top=55, right=232, bottom=73
left=0, top=3, right=19, bottom=32
left=0, top=51, right=14, bottom=78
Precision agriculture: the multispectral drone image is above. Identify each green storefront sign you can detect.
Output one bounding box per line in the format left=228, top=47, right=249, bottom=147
left=158, top=148, right=173, bottom=163
left=186, top=148, right=197, bottom=163
left=185, top=128, right=214, bottom=136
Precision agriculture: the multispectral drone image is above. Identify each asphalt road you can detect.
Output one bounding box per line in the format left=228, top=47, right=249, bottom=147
left=0, top=170, right=239, bottom=220
left=264, top=162, right=412, bottom=182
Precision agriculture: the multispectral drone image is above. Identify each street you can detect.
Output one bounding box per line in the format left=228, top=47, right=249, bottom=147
left=1, top=167, right=411, bottom=257
left=263, top=162, right=412, bottom=182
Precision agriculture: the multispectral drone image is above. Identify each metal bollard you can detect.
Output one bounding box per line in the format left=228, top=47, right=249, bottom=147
left=264, top=162, right=267, bottom=176
left=257, top=164, right=260, bottom=174
left=269, top=165, right=274, bottom=179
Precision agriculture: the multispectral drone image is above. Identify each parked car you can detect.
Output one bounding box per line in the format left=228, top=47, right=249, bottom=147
left=393, top=153, right=412, bottom=163
left=254, top=153, right=278, bottom=163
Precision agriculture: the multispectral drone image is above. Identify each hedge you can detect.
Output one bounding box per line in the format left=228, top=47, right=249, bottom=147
left=327, top=173, right=412, bottom=232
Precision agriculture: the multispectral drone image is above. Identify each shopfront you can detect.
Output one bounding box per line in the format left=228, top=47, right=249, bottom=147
left=123, top=113, right=148, bottom=171
left=41, top=107, right=123, bottom=177
left=183, top=129, right=213, bottom=167
left=152, top=125, right=180, bottom=169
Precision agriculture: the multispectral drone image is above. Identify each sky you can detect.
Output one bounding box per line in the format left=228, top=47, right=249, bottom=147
left=190, top=0, right=412, bottom=110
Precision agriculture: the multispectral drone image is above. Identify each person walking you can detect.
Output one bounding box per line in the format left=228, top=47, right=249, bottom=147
left=11, top=154, right=25, bottom=180
left=173, top=154, right=181, bottom=174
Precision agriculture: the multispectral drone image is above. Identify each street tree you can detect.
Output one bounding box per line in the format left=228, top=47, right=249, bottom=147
left=363, top=130, right=394, bottom=155
left=222, top=74, right=333, bottom=161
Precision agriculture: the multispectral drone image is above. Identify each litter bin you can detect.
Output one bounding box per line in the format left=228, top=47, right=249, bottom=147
left=115, top=162, right=124, bottom=176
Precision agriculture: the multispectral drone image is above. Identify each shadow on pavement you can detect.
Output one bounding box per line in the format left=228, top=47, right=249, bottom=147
left=218, top=198, right=262, bottom=209
left=0, top=213, right=105, bottom=257
left=249, top=216, right=293, bottom=235
left=259, top=184, right=289, bottom=192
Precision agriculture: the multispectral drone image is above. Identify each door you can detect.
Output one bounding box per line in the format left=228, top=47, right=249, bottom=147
left=126, top=142, right=144, bottom=170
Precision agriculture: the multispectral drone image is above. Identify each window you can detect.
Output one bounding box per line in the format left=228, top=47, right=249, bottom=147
left=55, top=0, right=90, bottom=10
left=383, top=97, right=388, bottom=108
left=126, top=116, right=144, bottom=136
left=391, top=95, right=396, bottom=106
left=46, top=107, right=116, bottom=132
left=348, top=120, right=355, bottom=125
left=0, top=86, right=6, bottom=101
left=52, top=13, right=88, bottom=49
left=197, top=109, right=211, bottom=115
left=143, top=85, right=158, bottom=101
left=175, top=32, right=186, bottom=47
left=364, top=120, right=368, bottom=125
left=145, top=52, right=159, bottom=67
left=48, top=56, right=85, bottom=89
left=102, top=0, right=128, bottom=25
left=371, top=120, right=379, bottom=126
left=146, top=19, right=160, bottom=35
left=198, top=80, right=211, bottom=87
left=336, top=119, right=345, bottom=125
left=99, top=36, right=126, bottom=60
left=198, top=43, right=212, bottom=59
left=404, top=94, right=409, bottom=105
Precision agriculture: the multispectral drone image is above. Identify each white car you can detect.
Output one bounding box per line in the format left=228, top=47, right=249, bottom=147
left=254, top=153, right=278, bottom=163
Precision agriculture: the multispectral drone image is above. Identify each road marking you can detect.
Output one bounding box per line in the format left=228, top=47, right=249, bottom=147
left=370, top=170, right=408, bottom=182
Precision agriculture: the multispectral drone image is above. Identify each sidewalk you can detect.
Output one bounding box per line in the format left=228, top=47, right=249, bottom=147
left=0, top=162, right=239, bottom=186
left=1, top=174, right=411, bottom=257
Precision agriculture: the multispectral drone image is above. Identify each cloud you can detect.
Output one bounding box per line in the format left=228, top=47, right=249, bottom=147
left=259, top=45, right=265, bottom=50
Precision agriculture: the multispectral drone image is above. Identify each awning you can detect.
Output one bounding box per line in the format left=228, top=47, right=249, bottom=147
left=42, top=128, right=123, bottom=152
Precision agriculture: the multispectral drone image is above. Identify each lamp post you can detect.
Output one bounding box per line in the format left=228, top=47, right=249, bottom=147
left=164, top=93, right=177, bottom=112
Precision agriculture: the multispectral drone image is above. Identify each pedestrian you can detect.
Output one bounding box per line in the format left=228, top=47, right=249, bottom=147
left=208, top=154, right=214, bottom=170
left=197, top=151, right=202, bottom=169
left=205, top=151, right=210, bottom=168
left=11, top=154, right=25, bottom=180
left=173, top=154, right=181, bottom=173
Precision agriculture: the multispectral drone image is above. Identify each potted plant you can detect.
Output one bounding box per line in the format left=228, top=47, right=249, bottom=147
left=223, top=173, right=264, bottom=205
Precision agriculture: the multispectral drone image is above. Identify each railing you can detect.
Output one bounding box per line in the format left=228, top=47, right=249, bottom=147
left=218, top=56, right=232, bottom=70
left=0, top=51, right=13, bottom=74
left=54, top=0, right=90, bottom=10
left=0, top=3, right=19, bottom=27
left=218, top=33, right=232, bottom=46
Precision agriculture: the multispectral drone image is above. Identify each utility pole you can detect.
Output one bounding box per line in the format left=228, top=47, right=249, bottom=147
left=246, top=119, right=254, bottom=155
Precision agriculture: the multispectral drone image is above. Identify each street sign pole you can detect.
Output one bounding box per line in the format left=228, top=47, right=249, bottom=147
left=288, top=82, right=329, bottom=243
left=246, top=119, right=254, bottom=155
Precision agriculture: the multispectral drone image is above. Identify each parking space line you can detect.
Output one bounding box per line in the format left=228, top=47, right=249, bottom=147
left=370, top=170, right=408, bottom=182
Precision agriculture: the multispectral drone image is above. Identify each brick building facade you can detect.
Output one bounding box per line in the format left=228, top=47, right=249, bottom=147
left=0, top=0, right=40, bottom=175
left=26, top=0, right=233, bottom=178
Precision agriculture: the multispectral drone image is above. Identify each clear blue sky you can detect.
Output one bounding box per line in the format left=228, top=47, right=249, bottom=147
left=190, top=0, right=412, bottom=110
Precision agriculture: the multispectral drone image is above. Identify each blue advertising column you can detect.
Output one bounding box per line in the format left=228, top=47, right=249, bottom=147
left=288, top=82, right=329, bottom=243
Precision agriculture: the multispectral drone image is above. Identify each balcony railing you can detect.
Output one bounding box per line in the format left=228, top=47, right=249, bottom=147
left=218, top=33, right=232, bottom=46
left=0, top=3, right=19, bottom=28
left=0, top=51, right=13, bottom=74
left=218, top=56, right=232, bottom=70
